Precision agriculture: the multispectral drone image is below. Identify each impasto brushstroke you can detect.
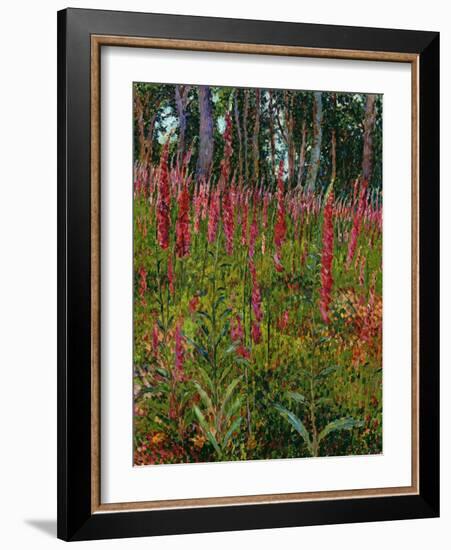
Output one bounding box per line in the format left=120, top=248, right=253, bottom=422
left=133, top=83, right=383, bottom=465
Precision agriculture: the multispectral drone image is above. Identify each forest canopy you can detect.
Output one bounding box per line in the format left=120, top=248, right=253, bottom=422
left=133, top=83, right=382, bottom=198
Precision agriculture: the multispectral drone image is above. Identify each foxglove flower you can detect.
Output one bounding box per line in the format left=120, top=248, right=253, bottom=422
left=222, top=187, right=235, bottom=255
left=156, top=141, right=171, bottom=250
left=138, top=266, right=147, bottom=305
left=274, top=161, right=287, bottom=252
left=175, top=180, right=191, bottom=258
left=319, top=190, right=335, bottom=324
left=207, top=188, right=220, bottom=243
left=346, top=179, right=368, bottom=266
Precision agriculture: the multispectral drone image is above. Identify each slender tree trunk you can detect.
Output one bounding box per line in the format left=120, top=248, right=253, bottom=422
left=296, top=120, right=307, bottom=188
left=331, top=129, right=337, bottom=184
left=143, top=114, right=157, bottom=167
left=134, top=94, right=146, bottom=162
left=234, top=90, right=243, bottom=181
left=268, top=91, right=277, bottom=180
left=362, top=94, right=377, bottom=183
left=286, top=93, right=296, bottom=186
left=196, top=85, right=214, bottom=181
left=305, top=91, right=323, bottom=193
left=243, top=89, right=250, bottom=184
left=175, top=85, right=190, bottom=164
left=134, top=92, right=160, bottom=168
left=252, top=89, right=261, bottom=184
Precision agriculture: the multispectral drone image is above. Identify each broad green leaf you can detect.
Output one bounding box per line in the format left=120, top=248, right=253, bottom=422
left=155, top=367, right=169, bottom=379
left=274, top=403, right=312, bottom=454
left=224, top=417, right=242, bottom=446
left=318, top=417, right=364, bottom=443
left=193, top=405, right=221, bottom=455
left=316, top=365, right=340, bottom=379
left=219, top=376, right=242, bottom=421
left=218, top=364, right=233, bottom=384
left=195, top=365, right=214, bottom=393
left=193, top=381, right=214, bottom=413
left=287, top=392, right=307, bottom=404
left=224, top=396, right=242, bottom=424
left=184, top=335, right=211, bottom=364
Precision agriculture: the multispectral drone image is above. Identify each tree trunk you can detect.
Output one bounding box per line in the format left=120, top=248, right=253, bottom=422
left=175, top=85, right=190, bottom=164
left=234, top=90, right=243, bottom=181
left=331, top=129, right=337, bottom=184
left=134, top=93, right=158, bottom=168
left=362, top=94, right=377, bottom=183
left=296, top=120, right=307, bottom=188
left=268, top=91, right=277, bottom=180
left=305, top=91, right=323, bottom=193
left=252, top=89, right=261, bottom=184
left=196, top=85, right=214, bottom=181
left=243, top=89, right=250, bottom=184
left=285, top=93, right=296, bottom=186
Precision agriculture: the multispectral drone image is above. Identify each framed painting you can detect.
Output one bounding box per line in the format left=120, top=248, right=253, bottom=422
left=57, top=8, right=439, bottom=541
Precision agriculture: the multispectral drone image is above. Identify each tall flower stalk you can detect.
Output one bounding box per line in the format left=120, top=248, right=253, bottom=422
left=249, top=259, right=263, bottom=344
left=156, top=141, right=171, bottom=250
left=346, top=178, right=368, bottom=266
left=175, top=179, right=191, bottom=258
left=207, top=188, right=220, bottom=244
left=274, top=160, right=287, bottom=252
left=319, top=190, right=334, bottom=324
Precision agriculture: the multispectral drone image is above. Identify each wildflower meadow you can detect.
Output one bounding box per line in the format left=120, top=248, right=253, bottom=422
left=133, top=83, right=383, bottom=465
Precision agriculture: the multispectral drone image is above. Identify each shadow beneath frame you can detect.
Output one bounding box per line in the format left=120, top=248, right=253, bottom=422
left=25, top=519, right=57, bottom=538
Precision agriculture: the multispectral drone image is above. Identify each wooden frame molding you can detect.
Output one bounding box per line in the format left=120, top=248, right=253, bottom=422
left=90, top=34, right=420, bottom=515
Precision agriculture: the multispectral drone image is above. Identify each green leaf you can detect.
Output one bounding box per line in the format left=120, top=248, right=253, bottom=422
left=219, top=307, right=232, bottom=320
left=196, top=310, right=212, bottom=323
left=193, top=381, right=213, bottom=413
left=224, top=343, right=239, bottom=354
left=318, top=417, right=364, bottom=443
left=219, top=376, right=242, bottom=420
left=274, top=404, right=312, bottom=454
left=215, top=294, right=226, bottom=305
left=184, top=335, right=211, bottom=364
left=287, top=392, right=307, bottom=404
left=155, top=367, right=170, bottom=379
left=223, top=417, right=242, bottom=446
left=315, top=397, right=333, bottom=407
left=195, top=365, right=215, bottom=393
left=193, top=405, right=221, bottom=455
left=316, top=365, right=340, bottom=379
left=218, top=364, right=233, bottom=384
left=224, top=397, right=242, bottom=424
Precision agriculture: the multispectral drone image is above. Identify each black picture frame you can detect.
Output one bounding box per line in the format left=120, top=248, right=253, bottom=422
left=57, top=7, right=439, bottom=541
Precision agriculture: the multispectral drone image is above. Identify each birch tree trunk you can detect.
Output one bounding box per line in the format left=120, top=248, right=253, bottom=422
left=305, top=91, right=323, bottom=193
left=252, top=89, right=261, bottom=184
left=196, top=85, right=214, bottom=181
left=175, top=85, right=190, bottom=164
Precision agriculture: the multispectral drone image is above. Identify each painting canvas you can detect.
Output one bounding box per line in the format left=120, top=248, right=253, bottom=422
left=133, top=83, right=382, bottom=466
